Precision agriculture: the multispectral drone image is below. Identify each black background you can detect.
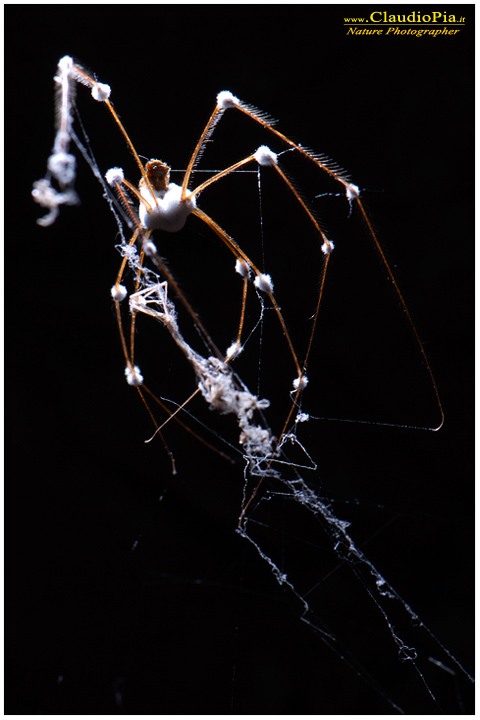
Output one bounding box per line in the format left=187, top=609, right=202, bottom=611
left=7, top=4, right=474, bottom=715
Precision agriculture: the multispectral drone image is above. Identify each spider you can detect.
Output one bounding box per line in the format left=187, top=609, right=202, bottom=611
left=33, top=57, right=443, bottom=493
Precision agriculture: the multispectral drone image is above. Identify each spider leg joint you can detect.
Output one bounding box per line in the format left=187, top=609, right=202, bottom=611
left=235, top=258, right=250, bottom=278
left=254, top=273, right=274, bottom=294
left=143, top=240, right=158, bottom=257
left=125, top=365, right=143, bottom=386
left=345, top=183, right=360, bottom=201
left=216, top=90, right=240, bottom=110
left=254, top=145, right=278, bottom=167
left=293, top=374, right=309, bottom=391
left=91, top=82, right=111, bottom=102
left=56, top=55, right=73, bottom=76
left=321, top=239, right=335, bottom=255
left=111, top=283, right=128, bottom=302
left=105, top=167, right=125, bottom=186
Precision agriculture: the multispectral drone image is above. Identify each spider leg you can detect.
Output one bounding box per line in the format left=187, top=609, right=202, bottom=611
left=235, top=254, right=332, bottom=529
left=186, top=155, right=257, bottom=362
left=222, top=94, right=443, bottom=430
left=69, top=61, right=158, bottom=202
left=111, top=232, right=179, bottom=472
left=188, top=146, right=334, bottom=383
left=225, top=258, right=250, bottom=362
left=355, top=198, right=444, bottom=430
left=107, top=176, right=235, bottom=465
left=180, top=103, right=226, bottom=201
left=140, top=384, right=234, bottom=463
left=192, top=206, right=305, bottom=385
left=108, top=170, right=224, bottom=362
left=177, top=93, right=336, bottom=397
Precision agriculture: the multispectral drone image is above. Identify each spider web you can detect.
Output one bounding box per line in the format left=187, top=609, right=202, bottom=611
left=106, top=161, right=473, bottom=713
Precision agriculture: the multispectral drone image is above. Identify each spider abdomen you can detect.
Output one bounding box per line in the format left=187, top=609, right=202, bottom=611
left=139, top=182, right=196, bottom=232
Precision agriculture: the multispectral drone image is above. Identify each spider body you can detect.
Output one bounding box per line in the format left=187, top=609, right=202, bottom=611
left=135, top=158, right=196, bottom=232
left=139, top=176, right=196, bottom=232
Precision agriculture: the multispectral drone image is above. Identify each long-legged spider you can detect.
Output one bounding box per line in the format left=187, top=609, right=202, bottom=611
left=33, top=57, right=443, bottom=516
